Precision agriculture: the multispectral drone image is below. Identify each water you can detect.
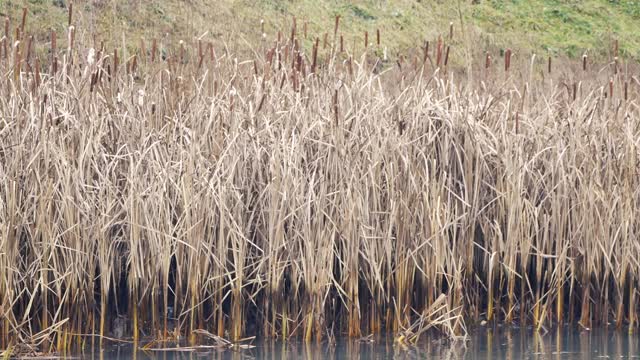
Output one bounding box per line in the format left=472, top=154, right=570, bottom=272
left=79, top=326, right=640, bottom=359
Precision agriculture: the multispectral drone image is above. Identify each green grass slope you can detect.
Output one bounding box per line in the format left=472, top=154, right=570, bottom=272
left=2, top=0, right=639, bottom=59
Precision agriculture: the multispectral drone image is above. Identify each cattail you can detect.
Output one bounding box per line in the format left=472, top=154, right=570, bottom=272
left=609, top=78, right=614, bottom=98
left=292, top=65, right=298, bottom=91
left=444, top=45, right=450, bottom=67
left=376, top=29, right=380, bottom=47
left=582, top=54, right=587, bottom=72
left=624, top=81, right=628, bottom=101
left=334, top=15, right=340, bottom=37
left=260, top=19, right=264, bottom=35
left=504, top=48, right=511, bottom=72
left=613, top=56, right=618, bottom=75
left=364, top=31, right=368, bottom=50
left=140, top=38, right=146, bottom=64
left=34, top=57, right=40, bottom=88
left=113, top=48, right=118, bottom=81
left=340, top=35, right=344, bottom=53
left=323, top=32, right=328, bottom=49
left=25, top=35, right=33, bottom=65
left=151, top=39, right=157, bottom=62
left=68, top=0, right=73, bottom=26
left=333, top=89, right=339, bottom=127
left=613, top=39, right=619, bottom=58
left=449, top=22, right=454, bottom=40
left=68, top=26, right=75, bottom=53
left=290, top=16, right=296, bottom=44
left=86, top=47, right=95, bottom=67
left=13, top=40, right=21, bottom=81
left=423, top=41, right=429, bottom=63
left=485, top=52, right=491, bottom=69
left=266, top=46, right=275, bottom=64
left=572, top=82, right=577, bottom=101
left=131, top=54, right=137, bottom=73
left=303, top=21, right=307, bottom=39
left=347, top=55, right=353, bottom=77
left=51, top=30, right=57, bottom=74
left=137, top=89, right=145, bottom=107
left=291, top=38, right=298, bottom=70
left=209, top=42, right=216, bottom=64
left=20, top=8, right=27, bottom=36
left=547, top=56, right=552, bottom=74
left=436, top=36, right=442, bottom=66
left=311, top=38, right=318, bottom=74
left=4, top=17, right=8, bottom=42
left=179, top=40, right=185, bottom=63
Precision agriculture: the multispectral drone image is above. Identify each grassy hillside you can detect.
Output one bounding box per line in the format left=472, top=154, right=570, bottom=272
left=2, top=0, right=638, bottom=59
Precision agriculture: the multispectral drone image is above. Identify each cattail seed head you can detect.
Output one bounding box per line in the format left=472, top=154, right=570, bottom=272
left=87, top=47, right=95, bottom=65
left=504, top=48, right=511, bottom=72
left=68, top=0, right=73, bottom=26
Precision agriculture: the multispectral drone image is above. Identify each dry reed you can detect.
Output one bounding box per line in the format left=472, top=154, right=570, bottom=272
left=0, top=10, right=639, bottom=357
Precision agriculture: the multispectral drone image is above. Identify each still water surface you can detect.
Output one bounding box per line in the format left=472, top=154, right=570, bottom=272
left=87, top=326, right=639, bottom=359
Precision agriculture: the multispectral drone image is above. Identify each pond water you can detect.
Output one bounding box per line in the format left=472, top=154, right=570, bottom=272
left=80, top=326, right=639, bottom=359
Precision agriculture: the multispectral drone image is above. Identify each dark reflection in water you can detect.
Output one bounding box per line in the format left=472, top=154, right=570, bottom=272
left=87, top=326, right=639, bottom=359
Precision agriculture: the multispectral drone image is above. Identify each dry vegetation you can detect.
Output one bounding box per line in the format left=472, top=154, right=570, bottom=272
left=1, top=5, right=640, bottom=356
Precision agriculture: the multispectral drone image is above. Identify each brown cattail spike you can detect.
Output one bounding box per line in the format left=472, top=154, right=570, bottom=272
left=333, top=89, right=339, bottom=126
left=68, top=1, right=73, bottom=26
left=209, top=43, right=216, bottom=64
left=624, top=81, right=628, bottom=101
left=311, top=38, right=318, bottom=74
left=485, top=52, right=491, bottom=69
left=340, top=35, right=344, bottom=53
left=140, top=38, right=146, bottom=64
left=548, top=56, right=552, bottom=74
left=444, top=45, right=450, bottom=67
left=364, top=31, right=368, bottom=50
left=334, top=15, right=340, bottom=37
left=376, top=29, right=380, bottom=47
left=423, top=41, right=429, bottom=63
left=34, top=57, right=40, bottom=88
left=449, top=22, right=454, bottom=40
left=436, top=36, right=443, bottom=66
left=20, top=8, right=27, bottom=35
left=609, top=78, right=614, bottom=98
left=4, top=18, right=9, bottom=41
left=582, top=54, right=587, bottom=72
left=290, top=16, right=296, bottom=44
left=151, top=39, right=157, bottom=63
left=505, top=48, right=511, bottom=72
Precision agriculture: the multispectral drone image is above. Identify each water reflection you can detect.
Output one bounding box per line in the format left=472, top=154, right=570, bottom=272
left=86, top=326, right=640, bottom=359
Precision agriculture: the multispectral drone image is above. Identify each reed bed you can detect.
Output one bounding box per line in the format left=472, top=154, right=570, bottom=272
left=1, top=10, right=640, bottom=355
